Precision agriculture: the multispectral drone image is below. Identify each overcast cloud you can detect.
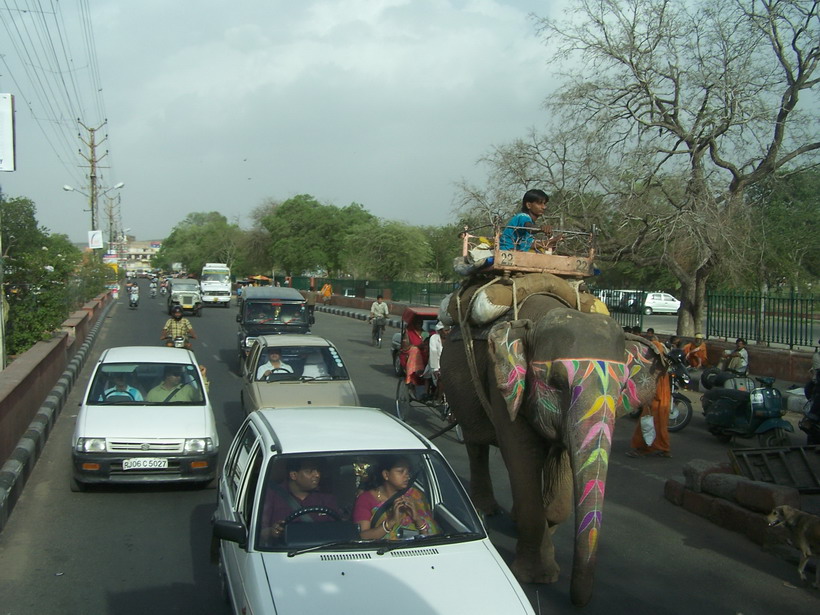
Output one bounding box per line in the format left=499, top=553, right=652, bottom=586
left=1, top=0, right=563, bottom=243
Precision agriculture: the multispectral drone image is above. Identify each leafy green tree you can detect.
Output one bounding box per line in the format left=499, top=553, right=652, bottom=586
left=343, top=220, right=431, bottom=281
left=154, top=212, right=243, bottom=274
left=745, top=169, right=820, bottom=291
left=423, top=224, right=462, bottom=281
left=261, top=195, right=377, bottom=276
left=1, top=197, right=93, bottom=355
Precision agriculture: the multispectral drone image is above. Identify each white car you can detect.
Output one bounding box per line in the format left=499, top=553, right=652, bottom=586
left=240, top=335, right=359, bottom=414
left=70, top=346, right=218, bottom=491
left=642, top=292, right=681, bottom=315
left=212, top=407, right=534, bottom=614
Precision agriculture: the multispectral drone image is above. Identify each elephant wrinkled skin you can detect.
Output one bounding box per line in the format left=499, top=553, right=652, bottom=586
left=441, top=299, right=665, bottom=607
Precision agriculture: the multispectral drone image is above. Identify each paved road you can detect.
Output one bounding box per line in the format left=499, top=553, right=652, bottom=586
left=0, top=284, right=816, bottom=614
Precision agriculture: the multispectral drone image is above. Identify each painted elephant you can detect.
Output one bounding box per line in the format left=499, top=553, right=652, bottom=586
left=440, top=299, right=667, bottom=607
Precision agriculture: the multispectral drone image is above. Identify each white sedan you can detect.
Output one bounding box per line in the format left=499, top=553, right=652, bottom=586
left=212, top=407, right=534, bottom=614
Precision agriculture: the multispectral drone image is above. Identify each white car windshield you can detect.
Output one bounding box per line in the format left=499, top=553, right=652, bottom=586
left=253, top=451, right=485, bottom=552
left=88, top=362, right=206, bottom=405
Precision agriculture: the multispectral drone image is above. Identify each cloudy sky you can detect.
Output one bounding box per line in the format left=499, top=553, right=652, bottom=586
left=1, top=0, right=565, bottom=244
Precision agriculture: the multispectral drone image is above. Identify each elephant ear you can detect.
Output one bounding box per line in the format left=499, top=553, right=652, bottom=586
left=488, top=319, right=532, bottom=422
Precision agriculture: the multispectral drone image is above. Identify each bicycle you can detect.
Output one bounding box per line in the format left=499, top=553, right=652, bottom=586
left=395, top=377, right=464, bottom=443
left=370, top=316, right=386, bottom=348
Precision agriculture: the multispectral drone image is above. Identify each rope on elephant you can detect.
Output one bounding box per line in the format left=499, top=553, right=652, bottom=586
left=456, top=278, right=502, bottom=418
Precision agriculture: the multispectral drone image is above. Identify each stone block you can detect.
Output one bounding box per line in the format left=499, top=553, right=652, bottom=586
left=701, top=473, right=753, bottom=501
left=664, top=477, right=686, bottom=506
left=682, top=489, right=716, bottom=519
left=735, top=481, right=800, bottom=513
left=710, top=497, right=755, bottom=533
left=682, top=459, right=733, bottom=492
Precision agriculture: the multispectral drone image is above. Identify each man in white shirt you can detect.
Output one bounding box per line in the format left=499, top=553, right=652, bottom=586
left=256, top=348, right=294, bottom=380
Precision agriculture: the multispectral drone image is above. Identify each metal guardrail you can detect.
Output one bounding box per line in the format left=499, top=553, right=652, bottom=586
left=284, top=277, right=817, bottom=349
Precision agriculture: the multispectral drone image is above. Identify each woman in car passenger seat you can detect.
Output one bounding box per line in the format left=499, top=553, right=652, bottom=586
left=353, top=456, right=438, bottom=540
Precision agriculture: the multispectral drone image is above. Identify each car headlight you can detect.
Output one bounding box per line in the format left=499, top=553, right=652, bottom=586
left=244, top=336, right=258, bottom=348
left=76, top=437, right=106, bottom=453
left=184, top=438, right=214, bottom=454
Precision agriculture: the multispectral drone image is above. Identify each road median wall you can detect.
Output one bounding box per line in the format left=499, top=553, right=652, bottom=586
left=0, top=292, right=113, bottom=532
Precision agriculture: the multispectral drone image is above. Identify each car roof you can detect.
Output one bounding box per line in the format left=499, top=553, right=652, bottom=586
left=98, top=346, right=198, bottom=364
left=256, top=334, right=332, bottom=348
left=252, top=407, right=434, bottom=454
left=242, top=287, right=304, bottom=301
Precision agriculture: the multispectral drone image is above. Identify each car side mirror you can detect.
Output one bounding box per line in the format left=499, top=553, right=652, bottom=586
left=213, top=519, right=248, bottom=548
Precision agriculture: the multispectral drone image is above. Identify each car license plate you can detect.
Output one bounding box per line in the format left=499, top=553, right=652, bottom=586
left=212, top=298, right=219, bottom=302
left=182, top=303, right=193, bottom=309
left=123, top=457, right=168, bottom=470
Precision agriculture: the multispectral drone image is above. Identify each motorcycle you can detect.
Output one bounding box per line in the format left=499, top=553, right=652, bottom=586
left=128, top=291, right=139, bottom=309
left=628, top=349, right=693, bottom=432
left=700, top=368, right=793, bottom=446
left=163, top=335, right=190, bottom=349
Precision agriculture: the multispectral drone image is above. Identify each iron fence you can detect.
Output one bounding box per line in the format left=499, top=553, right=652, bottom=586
left=283, top=276, right=817, bottom=348
left=707, top=290, right=817, bottom=349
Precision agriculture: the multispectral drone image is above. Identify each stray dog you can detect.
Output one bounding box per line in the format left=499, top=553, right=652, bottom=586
left=767, top=505, right=820, bottom=588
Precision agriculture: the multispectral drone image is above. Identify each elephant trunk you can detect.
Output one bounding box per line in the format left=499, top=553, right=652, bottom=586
left=565, top=359, right=624, bottom=607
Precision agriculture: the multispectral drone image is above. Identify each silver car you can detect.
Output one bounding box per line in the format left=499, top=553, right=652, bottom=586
left=240, top=335, right=359, bottom=414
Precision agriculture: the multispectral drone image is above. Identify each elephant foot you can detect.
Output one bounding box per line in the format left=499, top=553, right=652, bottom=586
left=472, top=496, right=502, bottom=516
left=511, top=558, right=560, bottom=585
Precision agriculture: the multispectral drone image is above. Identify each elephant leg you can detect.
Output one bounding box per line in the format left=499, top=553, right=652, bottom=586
left=495, top=420, right=557, bottom=584
left=466, top=442, right=501, bottom=515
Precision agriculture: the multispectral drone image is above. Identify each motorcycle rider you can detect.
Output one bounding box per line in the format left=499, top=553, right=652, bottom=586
left=128, top=285, right=140, bottom=308
left=161, top=305, right=197, bottom=349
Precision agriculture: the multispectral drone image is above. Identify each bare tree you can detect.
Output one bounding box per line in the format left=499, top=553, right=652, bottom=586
left=463, top=0, right=819, bottom=335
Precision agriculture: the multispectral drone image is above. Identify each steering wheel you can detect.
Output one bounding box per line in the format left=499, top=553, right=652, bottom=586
left=105, top=390, right=135, bottom=401
left=283, top=506, right=341, bottom=525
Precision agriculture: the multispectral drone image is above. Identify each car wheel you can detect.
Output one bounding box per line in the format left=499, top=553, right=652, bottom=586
left=70, top=476, right=86, bottom=492
left=643, top=306, right=653, bottom=315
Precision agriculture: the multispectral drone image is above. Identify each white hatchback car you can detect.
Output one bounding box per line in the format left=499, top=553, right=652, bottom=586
left=71, top=346, right=218, bottom=491
left=212, top=407, right=534, bottom=614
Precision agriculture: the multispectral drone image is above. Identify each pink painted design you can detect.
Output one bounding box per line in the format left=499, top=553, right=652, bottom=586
left=531, top=358, right=628, bottom=559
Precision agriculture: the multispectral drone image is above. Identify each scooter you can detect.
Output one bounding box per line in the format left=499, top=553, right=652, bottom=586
left=700, top=368, right=793, bottom=446
left=128, top=291, right=139, bottom=309
left=150, top=287, right=157, bottom=299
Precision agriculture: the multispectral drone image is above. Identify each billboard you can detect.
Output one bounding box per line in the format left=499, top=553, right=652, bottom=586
left=0, top=94, right=15, bottom=172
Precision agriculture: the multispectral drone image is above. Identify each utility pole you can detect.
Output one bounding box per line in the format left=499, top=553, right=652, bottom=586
left=77, top=120, right=108, bottom=232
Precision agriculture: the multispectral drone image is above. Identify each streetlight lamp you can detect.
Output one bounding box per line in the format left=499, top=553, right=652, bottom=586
left=63, top=181, right=124, bottom=232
